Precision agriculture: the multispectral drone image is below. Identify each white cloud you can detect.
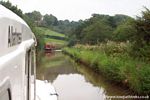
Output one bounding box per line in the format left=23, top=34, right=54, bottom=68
left=3, top=0, right=150, bottom=21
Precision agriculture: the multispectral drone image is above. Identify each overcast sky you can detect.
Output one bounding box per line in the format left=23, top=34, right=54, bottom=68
left=3, top=0, right=150, bottom=21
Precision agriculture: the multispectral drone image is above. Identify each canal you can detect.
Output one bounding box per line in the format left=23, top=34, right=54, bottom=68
left=36, top=51, right=132, bottom=100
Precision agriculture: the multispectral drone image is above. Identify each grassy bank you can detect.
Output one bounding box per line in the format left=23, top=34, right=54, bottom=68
left=63, top=42, right=150, bottom=95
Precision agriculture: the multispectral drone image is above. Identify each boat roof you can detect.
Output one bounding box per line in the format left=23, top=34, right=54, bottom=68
left=0, top=4, right=29, bottom=27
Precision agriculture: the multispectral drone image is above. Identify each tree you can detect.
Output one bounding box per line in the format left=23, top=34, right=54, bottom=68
left=0, top=1, right=23, bottom=18
left=134, top=8, right=150, bottom=45
left=25, top=11, right=42, bottom=26
left=132, top=7, right=150, bottom=60
left=113, top=18, right=136, bottom=42
left=113, top=14, right=131, bottom=27
left=71, top=14, right=115, bottom=44
left=81, top=22, right=113, bottom=44
left=42, top=14, right=58, bottom=27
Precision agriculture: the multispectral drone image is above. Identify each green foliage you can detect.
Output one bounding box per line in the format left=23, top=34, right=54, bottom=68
left=25, top=11, right=42, bottom=26
left=113, top=18, right=136, bottom=41
left=134, top=8, right=150, bottom=45
left=132, top=8, right=150, bottom=61
left=81, top=22, right=113, bottom=44
left=33, top=27, right=45, bottom=51
left=63, top=44, right=150, bottom=94
left=37, top=14, right=81, bottom=35
left=138, top=66, right=150, bottom=94
left=23, top=11, right=80, bottom=35
left=42, top=14, right=58, bottom=27
left=113, top=14, right=132, bottom=27
left=0, top=1, right=23, bottom=18
left=53, top=20, right=80, bottom=34
left=71, top=14, right=133, bottom=44
left=23, top=14, right=35, bottom=29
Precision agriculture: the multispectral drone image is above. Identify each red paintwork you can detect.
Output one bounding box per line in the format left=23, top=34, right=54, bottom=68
left=44, top=43, right=55, bottom=52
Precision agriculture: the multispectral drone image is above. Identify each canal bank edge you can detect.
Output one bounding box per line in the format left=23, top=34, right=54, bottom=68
left=62, top=47, right=150, bottom=95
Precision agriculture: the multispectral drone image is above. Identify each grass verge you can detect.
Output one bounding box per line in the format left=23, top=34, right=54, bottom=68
left=62, top=45, right=150, bottom=95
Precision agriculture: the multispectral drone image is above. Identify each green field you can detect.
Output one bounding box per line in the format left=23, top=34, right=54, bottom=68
left=44, top=38, right=67, bottom=45
left=35, top=27, right=67, bottom=49
left=35, top=27, right=65, bottom=37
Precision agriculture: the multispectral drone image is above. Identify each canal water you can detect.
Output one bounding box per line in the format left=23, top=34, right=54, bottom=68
left=36, top=51, right=132, bottom=100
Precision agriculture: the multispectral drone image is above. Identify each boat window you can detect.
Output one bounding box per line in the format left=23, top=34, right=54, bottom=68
left=31, top=50, right=35, bottom=75
left=25, top=51, right=29, bottom=75
left=25, top=49, right=35, bottom=75
left=0, top=88, right=11, bottom=100
left=8, top=26, right=11, bottom=47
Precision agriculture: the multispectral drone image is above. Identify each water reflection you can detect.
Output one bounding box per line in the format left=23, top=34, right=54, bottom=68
left=53, top=74, right=105, bottom=100
left=45, top=52, right=55, bottom=57
left=37, top=52, right=133, bottom=100
left=37, top=52, right=77, bottom=82
left=75, top=63, right=131, bottom=96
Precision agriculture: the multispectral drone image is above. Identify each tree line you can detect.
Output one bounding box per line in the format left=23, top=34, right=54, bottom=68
left=70, top=14, right=135, bottom=44
left=24, top=11, right=80, bottom=34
